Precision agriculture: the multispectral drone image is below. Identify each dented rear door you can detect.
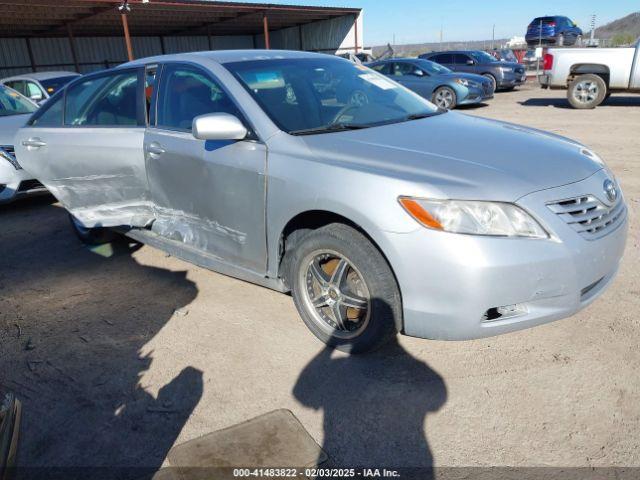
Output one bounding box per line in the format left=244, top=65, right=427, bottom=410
left=15, top=68, right=154, bottom=228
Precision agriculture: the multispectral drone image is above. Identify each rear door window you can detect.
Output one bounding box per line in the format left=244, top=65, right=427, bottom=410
left=28, top=93, right=63, bottom=126
left=452, top=54, right=470, bottom=65
left=64, top=70, right=141, bottom=127
left=432, top=54, right=453, bottom=64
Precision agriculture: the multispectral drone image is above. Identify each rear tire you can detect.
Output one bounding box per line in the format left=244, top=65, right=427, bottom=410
left=288, top=223, right=400, bottom=354
left=69, top=213, right=118, bottom=245
left=567, top=74, right=607, bottom=109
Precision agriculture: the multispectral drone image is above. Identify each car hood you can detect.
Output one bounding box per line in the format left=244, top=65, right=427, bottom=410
left=0, top=114, right=31, bottom=145
left=300, top=112, right=603, bottom=202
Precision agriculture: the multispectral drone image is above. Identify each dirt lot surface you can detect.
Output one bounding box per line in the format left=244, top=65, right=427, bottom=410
left=1, top=83, right=639, bottom=473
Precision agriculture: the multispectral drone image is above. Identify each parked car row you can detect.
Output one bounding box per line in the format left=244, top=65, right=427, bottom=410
left=367, top=58, right=494, bottom=109
left=3, top=50, right=626, bottom=354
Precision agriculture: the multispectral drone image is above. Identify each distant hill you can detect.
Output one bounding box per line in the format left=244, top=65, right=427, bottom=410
left=592, top=11, right=640, bottom=41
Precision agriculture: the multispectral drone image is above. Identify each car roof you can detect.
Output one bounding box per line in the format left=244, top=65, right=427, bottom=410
left=120, top=49, right=332, bottom=68
left=1, top=71, right=80, bottom=82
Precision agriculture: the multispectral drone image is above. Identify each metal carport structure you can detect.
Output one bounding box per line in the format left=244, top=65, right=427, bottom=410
left=0, top=0, right=363, bottom=76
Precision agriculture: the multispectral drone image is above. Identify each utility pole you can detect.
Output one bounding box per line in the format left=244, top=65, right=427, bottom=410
left=590, top=14, right=596, bottom=45
left=491, top=24, right=495, bottom=50
left=439, top=24, right=443, bottom=49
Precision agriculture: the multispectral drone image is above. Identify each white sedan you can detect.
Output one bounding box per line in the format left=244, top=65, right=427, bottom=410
left=0, top=84, right=47, bottom=203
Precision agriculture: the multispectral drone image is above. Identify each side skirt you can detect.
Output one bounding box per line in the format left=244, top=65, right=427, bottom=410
left=123, top=228, right=287, bottom=293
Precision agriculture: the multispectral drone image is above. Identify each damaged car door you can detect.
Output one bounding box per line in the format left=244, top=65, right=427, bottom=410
left=144, top=63, right=267, bottom=273
left=15, top=68, right=154, bottom=228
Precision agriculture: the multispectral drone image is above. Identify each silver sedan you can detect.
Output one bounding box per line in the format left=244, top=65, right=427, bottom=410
left=15, top=50, right=627, bottom=353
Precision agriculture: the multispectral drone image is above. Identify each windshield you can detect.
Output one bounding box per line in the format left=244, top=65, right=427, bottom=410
left=470, top=51, right=498, bottom=64
left=225, top=57, right=441, bottom=135
left=40, top=75, right=80, bottom=95
left=415, top=59, right=452, bottom=75
left=0, top=85, right=37, bottom=117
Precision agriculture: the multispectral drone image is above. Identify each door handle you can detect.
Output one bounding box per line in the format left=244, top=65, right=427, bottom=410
left=145, top=142, right=166, bottom=157
left=22, top=138, right=47, bottom=149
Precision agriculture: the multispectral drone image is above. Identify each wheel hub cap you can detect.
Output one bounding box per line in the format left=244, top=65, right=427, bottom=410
left=301, top=251, right=371, bottom=338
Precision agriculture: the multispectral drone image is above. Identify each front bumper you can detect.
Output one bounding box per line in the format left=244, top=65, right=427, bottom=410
left=458, top=85, right=493, bottom=105
left=0, top=161, right=48, bottom=203
left=381, top=170, right=628, bottom=340
left=497, top=71, right=527, bottom=88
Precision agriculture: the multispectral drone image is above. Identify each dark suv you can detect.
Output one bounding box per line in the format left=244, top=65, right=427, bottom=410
left=525, top=16, right=582, bottom=47
left=420, top=50, right=526, bottom=91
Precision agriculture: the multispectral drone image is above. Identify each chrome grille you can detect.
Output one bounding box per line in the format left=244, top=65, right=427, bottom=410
left=0, top=145, right=21, bottom=170
left=547, top=195, right=626, bottom=240
left=1, top=145, right=15, bottom=155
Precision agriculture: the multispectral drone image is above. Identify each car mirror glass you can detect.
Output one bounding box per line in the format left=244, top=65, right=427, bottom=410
left=466, top=60, right=475, bottom=66
left=192, top=113, right=248, bottom=141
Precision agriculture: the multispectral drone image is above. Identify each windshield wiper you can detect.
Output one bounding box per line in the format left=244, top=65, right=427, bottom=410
left=403, top=111, right=444, bottom=121
left=290, top=123, right=370, bottom=136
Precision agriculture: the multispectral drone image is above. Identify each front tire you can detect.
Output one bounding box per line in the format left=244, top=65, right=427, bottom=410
left=567, top=74, right=607, bottom=109
left=288, top=224, right=400, bottom=354
left=432, top=86, right=457, bottom=109
left=482, top=73, right=497, bottom=93
left=69, top=213, right=117, bottom=245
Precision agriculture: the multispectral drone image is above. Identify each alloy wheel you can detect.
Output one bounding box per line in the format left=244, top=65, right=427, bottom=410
left=573, top=80, right=599, bottom=104
left=434, top=88, right=454, bottom=109
left=299, top=250, right=371, bottom=339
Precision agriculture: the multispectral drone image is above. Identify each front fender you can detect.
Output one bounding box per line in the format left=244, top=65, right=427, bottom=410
left=264, top=134, right=420, bottom=278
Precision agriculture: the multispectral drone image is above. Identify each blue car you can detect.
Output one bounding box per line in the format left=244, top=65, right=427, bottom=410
left=366, top=58, right=494, bottom=109
left=526, top=16, right=582, bottom=47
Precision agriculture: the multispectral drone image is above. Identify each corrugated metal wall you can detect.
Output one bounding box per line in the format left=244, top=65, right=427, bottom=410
left=0, top=14, right=360, bottom=77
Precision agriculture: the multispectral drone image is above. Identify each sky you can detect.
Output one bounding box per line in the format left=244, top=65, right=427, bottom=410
left=249, top=0, right=638, bottom=46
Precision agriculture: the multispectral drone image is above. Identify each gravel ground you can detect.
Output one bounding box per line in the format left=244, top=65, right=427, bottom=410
left=1, top=82, right=638, bottom=473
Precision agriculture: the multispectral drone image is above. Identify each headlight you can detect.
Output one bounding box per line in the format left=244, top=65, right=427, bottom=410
left=399, top=197, right=548, bottom=238
left=454, top=78, right=469, bottom=87
left=0, top=148, right=21, bottom=170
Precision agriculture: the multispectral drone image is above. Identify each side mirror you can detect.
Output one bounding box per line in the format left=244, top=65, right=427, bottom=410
left=30, top=92, right=43, bottom=102
left=192, top=113, right=248, bottom=141
left=413, top=69, right=425, bottom=77
left=466, top=59, right=475, bottom=66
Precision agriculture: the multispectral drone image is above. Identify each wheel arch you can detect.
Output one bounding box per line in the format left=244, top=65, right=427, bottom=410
left=568, top=64, right=611, bottom=87
left=276, top=209, right=404, bottom=331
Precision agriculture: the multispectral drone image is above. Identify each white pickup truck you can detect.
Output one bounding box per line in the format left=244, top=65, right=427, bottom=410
left=539, top=39, right=640, bottom=108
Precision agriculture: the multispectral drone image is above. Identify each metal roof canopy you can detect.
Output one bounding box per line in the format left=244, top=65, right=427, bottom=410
left=0, top=0, right=361, bottom=38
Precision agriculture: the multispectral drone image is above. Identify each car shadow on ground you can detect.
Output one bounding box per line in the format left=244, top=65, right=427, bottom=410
left=456, top=102, right=490, bottom=110
left=0, top=199, right=202, bottom=479
left=293, top=319, right=447, bottom=478
left=519, top=96, right=640, bottom=108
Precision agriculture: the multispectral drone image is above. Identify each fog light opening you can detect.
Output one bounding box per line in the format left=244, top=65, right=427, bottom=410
left=482, top=304, right=528, bottom=323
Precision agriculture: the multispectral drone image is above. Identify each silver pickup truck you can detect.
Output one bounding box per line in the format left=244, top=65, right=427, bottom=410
left=539, top=39, right=640, bottom=108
